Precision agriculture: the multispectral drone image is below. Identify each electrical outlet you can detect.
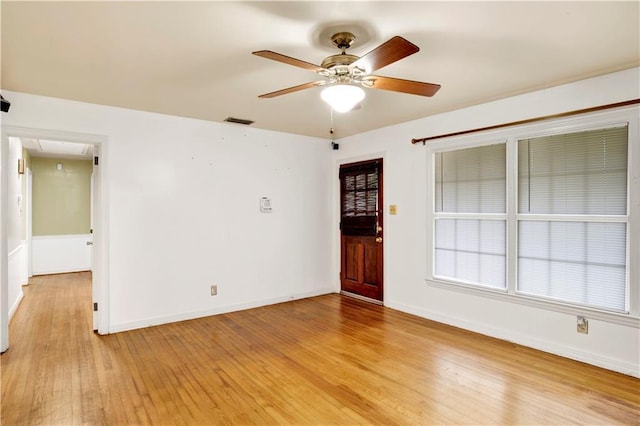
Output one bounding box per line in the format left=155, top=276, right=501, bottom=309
left=577, top=316, right=588, bottom=334
left=210, top=285, right=217, bottom=296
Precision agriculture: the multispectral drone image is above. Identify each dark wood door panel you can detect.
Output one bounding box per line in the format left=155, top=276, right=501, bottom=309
left=341, top=235, right=382, bottom=300
left=363, top=242, right=381, bottom=285
left=344, top=240, right=362, bottom=282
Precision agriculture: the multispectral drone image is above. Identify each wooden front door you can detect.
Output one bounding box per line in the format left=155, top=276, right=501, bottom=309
left=340, top=159, right=383, bottom=301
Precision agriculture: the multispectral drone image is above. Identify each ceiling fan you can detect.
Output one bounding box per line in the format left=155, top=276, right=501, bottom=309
left=252, top=32, right=441, bottom=112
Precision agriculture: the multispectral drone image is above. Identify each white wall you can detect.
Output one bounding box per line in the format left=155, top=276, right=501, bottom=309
left=332, top=67, right=640, bottom=377
left=2, top=92, right=334, bottom=332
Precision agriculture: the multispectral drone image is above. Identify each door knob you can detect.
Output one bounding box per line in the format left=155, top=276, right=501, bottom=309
left=375, top=237, right=382, bottom=243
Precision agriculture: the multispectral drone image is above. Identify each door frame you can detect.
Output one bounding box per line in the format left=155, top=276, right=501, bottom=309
left=27, top=168, right=33, bottom=278
left=0, top=126, right=110, bottom=352
left=336, top=153, right=386, bottom=304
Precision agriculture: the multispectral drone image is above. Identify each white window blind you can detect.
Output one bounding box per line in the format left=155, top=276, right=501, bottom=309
left=434, top=144, right=506, bottom=289
left=435, top=143, right=506, bottom=213
left=435, top=219, right=506, bottom=288
left=517, top=126, right=628, bottom=311
left=518, top=127, right=628, bottom=215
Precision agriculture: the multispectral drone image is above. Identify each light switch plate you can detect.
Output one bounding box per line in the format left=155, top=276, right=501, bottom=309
left=260, top=197, right=272, bottom=213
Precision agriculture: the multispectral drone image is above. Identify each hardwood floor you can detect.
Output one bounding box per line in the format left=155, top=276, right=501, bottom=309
left=1, top=273, right=639, bottom=425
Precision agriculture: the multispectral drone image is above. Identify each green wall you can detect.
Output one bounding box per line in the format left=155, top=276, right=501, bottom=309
left=32, top=157, right=92, bottom=236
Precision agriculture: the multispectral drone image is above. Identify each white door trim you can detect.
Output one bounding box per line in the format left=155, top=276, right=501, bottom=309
left=27, top=168, right=33, bottom=278
left=1, top=131, right=9, bottom=352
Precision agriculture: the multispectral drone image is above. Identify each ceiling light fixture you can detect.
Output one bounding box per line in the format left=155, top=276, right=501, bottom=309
left=320, top=84, right=365, bottom=113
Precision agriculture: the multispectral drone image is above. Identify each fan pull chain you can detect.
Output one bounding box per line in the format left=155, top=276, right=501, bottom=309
left=330, top=108, right=339, bottom=150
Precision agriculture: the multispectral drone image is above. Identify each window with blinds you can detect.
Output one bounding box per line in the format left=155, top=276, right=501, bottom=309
left=343, top=172, right=378, bottom=217
left=429, top=122, right=632, bottom=314
left=434, top=143, right=507, bottom=289
left=517, top=126, right=628, bottom=311
left=340, top=160, right=381, bottom=236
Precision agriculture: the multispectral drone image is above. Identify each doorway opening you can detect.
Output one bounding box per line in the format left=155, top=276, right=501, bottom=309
left=339, top=158, right=384, bottom=303
left=1, top=126, right=108, bottom=353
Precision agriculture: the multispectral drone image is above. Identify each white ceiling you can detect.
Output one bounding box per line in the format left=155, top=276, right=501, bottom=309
left=20, top=137, right=93, bottom=160
left=2, top=1, right=638, bottom=140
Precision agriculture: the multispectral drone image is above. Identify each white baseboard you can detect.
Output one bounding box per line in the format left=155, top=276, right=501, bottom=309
left=385, top=300, right=640, bottom=379
left=8, top=245, right=27, bottom=321
left=109, top=287, right=335, bottom=334
left=8, top=290, right=24, bottom=321
left=32, top=234, right=91, bottom=275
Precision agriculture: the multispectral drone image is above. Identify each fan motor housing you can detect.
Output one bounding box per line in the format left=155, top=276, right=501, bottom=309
left=321, top=54, right=359, bottom=70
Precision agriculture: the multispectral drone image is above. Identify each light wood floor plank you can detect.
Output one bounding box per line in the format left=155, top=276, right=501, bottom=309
left=1, top=272, right=638, bottom=425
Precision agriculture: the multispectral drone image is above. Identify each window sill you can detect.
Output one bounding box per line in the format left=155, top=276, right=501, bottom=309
left=426, top=278, right=640, bottom=328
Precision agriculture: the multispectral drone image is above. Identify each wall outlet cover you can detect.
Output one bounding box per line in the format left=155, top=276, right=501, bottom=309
left=577, top=316, right=588, bottom=334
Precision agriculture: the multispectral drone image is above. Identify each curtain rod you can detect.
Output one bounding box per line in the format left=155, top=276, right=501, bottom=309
left=411, top=98, right=640, bottom=145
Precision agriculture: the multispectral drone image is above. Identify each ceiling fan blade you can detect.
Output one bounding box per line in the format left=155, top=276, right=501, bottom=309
left=258, top=81, right=325, bottom=98
left=252, top=50, right=324, bottom=72
left=363, top=75, right=441, bottom=97
left=351, top=36, right=419, bottom=73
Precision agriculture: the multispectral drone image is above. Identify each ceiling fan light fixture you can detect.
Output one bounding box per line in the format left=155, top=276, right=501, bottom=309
left=321, top=84, right=365, bottom=113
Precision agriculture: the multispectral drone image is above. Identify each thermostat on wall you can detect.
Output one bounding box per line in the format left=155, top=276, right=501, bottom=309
left=260, top=197, right=272, bottom=213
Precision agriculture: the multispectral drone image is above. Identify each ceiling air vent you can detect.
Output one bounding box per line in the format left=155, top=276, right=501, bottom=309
left=224, top=117, right=254, bottom=125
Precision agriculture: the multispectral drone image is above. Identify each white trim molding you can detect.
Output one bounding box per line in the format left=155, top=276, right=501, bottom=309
left=8, top=244, right=27, bottom=321
left=8, top=292, right=24, bottom=322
